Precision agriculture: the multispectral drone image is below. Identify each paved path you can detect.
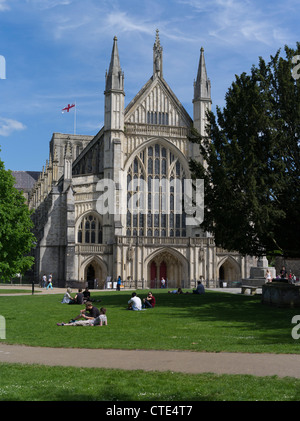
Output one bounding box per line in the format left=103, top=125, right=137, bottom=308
left=1, top=285, right=299, bottom=379
left=0, top=343, right=300, bottom=378
left=0, top=285, right=258, bottom=296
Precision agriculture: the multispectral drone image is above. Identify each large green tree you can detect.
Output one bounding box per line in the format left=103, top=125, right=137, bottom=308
left=189, top=44, right=300, bottom=258
left=0, top=154, right=35, bottom=280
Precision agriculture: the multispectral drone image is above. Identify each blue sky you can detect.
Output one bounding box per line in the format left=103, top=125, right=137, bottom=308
left=0, top=0, right=299, bottom=171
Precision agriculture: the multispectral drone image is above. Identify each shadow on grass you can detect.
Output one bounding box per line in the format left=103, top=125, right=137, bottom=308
left=1, top=289, right=299, bottom=351
left=94, top=289, right=300, bottom=348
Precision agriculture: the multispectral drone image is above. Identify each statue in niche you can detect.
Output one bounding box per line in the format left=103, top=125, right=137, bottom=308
left=199, top=247, right=204, bottom=262
left=127, top=245, right=134, bottom=261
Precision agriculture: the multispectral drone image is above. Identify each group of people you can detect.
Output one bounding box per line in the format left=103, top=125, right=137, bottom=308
left=168, top=281, right=205, bottom=295
left=61, top=287, right=101, bottom=304
left=57, top=301, right=107, bottom=327
left=127, top=291, right=156, bottom=310
left=57, top=280, right=205, bottom=326
left=41, top=273, right=53, bottom=289
left=126, top=281, right=205, bottom=311
left=277, top=266, right=298, bottom=283
left=265, top=266, right=299, bottom=284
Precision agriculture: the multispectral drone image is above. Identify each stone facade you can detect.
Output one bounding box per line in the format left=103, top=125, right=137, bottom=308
left=275, top=257, right=300, bottom=278
left=28, top=32, right=255, bottom=289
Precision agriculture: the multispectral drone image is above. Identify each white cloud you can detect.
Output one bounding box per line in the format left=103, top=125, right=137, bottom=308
left=179, top=0, right=293, bottom=46
left=0, top=0, right=9, bottom=11
left=26, top=0, right=73, bottom=9
left=0, top=118, right=26, bottom=137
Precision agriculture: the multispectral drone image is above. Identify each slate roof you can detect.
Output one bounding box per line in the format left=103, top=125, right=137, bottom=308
left=12, top=171, right=41, bottom=192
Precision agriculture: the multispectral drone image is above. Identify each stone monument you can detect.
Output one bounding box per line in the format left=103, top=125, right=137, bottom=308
left=242, top=256, right=276, bottom=286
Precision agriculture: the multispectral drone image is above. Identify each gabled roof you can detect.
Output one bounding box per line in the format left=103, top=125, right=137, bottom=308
left=125, top=75, right=192, bottom=128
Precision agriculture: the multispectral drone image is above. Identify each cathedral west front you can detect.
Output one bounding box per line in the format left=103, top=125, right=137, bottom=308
left=28, top=31, right=256, bottom=289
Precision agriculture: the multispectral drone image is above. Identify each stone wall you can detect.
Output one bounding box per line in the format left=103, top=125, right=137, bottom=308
left=262, top=283, right=300, bottom=308
left=275, top=257, right=300, bottom=278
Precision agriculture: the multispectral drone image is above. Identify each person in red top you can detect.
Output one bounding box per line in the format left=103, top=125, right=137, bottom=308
left=142, top=291, right=156, bottom=308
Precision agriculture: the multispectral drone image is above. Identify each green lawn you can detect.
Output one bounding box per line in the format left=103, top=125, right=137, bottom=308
left=0, top=289, right=40, bottom=294
left=0, top=362, right=300, bottom=401
left=1, top=289, right=300, bottom=402
left=1, top=289, right=300, bottom=353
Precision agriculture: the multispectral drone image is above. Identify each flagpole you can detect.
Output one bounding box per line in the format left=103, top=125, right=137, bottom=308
left=74, top=101, right=76, bottom=135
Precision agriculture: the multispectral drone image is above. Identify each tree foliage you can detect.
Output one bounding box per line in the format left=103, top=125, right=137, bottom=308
left=189, top=44, right=300, bottom=257
left=0, top=155, right=35, bottom=280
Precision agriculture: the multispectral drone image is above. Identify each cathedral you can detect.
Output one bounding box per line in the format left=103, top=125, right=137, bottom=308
left=28, top=31, right=255, bottom=289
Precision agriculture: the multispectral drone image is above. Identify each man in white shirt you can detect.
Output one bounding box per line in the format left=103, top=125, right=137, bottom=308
left=127, top=292, right=142, bottom=311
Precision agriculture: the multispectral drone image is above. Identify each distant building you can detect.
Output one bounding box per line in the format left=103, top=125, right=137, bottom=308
left=12, top=171, right=41, bottom=203
left=27, top=32, right=256, bottom=288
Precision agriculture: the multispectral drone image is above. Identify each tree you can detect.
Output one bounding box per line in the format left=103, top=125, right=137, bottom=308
left=189, top=44, right=300, bottom=258
left=0, top=154, right=35, bottom=280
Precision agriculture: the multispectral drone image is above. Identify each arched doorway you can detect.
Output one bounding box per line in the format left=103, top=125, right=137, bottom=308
left=86, top=264, right=95, bottom=289
left=150, top=261, right=157, bottom=285
left=148, top=250, right=188, bottom=289
left=160, top=261, right=167, bottom=282
left=83, top=259, right=106, bottom=289
left=218, top=257, right=240, bottom=284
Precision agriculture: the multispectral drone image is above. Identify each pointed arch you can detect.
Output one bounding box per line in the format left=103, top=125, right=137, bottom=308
left=218, top=256, right=241, bottom=283
left=124, top=137, right=191, bottom=178
left=80, top=255, right=108, bottom=289
left=145, top=247, right=189, bottom=288
left=75, top=211, right=103, bottom=245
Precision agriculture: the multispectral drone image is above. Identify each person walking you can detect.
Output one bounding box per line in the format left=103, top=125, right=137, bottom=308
left=42, top=274, right=47, bottom=288
left=46, top=274, right=53, bottom=290
left=117, top=276, right=122, bottom=291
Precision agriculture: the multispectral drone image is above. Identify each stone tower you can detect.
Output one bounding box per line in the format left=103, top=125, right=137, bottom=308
left=192, top=47, right=212, bottom=163
left=103, top=36, right=125, bottom=242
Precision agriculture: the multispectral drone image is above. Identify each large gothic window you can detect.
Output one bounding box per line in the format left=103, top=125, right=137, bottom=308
left=126, top=143, right=186, bottom=237
left=77, top=214, right=103, bottom=244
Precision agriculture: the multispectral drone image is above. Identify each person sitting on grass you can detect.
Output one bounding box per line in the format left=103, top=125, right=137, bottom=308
left=57, top=307, right=107, bottom=327
left=82, top=287, right=102, bottom=303
left=93, top=308, right=108, bottom=326
left=127, top=292, right=142, bottom=311
left=57, top=301, right=100, bottom=326
left=68, top=288, right=84, bottom=305
left=142, top=291, right=156, bottom=308
left=61, top=287, right=73, bottom=304
left=83, top=287, right=91, bottom=302
left=192, top=281, right=205, bottom=295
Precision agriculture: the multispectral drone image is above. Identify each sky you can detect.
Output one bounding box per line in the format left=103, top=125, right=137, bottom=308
left=0, top=0, right=299, bottom=171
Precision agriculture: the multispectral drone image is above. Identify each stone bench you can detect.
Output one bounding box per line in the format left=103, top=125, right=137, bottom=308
left=241, top=286, right=257, bottom=295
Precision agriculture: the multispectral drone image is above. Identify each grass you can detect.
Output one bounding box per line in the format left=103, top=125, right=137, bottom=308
left=1, top=289, right=300, bottom=401
left=0, top=362, right=300, bottom=401
left=0, top=289, right=41, bottom=294
left=1, top=289, right=300, bottom=353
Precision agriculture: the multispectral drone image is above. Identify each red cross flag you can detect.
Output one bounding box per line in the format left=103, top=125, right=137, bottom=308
left=62, top=103, right=75, bottom=113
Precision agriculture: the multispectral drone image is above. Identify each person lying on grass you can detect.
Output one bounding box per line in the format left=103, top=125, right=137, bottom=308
left=168, top=288, right=190, bottom=294
left=57, top=303, right=107, bottom=326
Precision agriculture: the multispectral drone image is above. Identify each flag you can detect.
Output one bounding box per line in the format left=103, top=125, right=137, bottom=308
left=62, top=103, right=75, bottom=113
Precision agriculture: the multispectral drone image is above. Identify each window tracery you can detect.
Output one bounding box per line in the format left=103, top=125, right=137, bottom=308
left=126, top=143, right=186, bottom=237
left=77, top=214, right=103, bottom=244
